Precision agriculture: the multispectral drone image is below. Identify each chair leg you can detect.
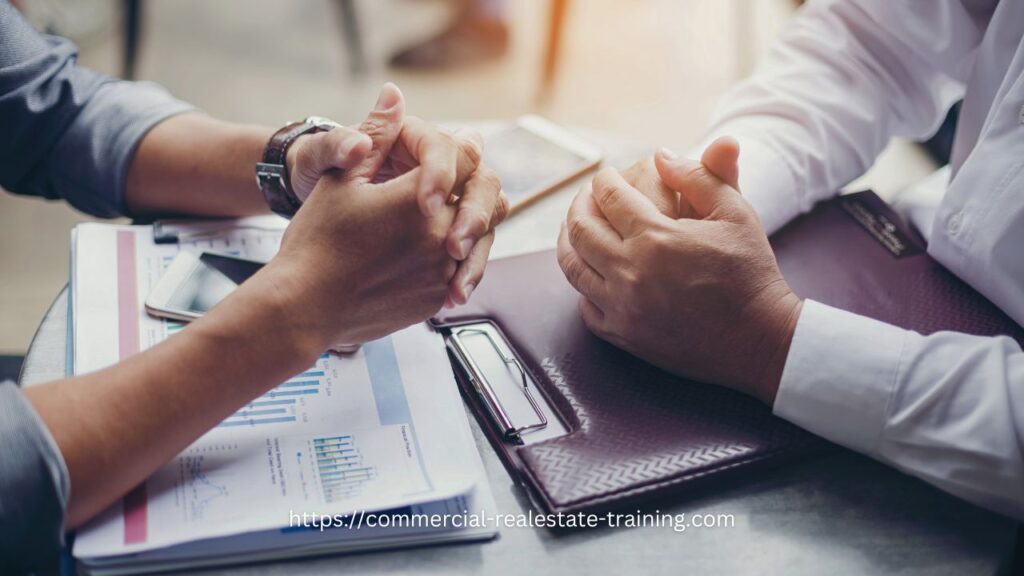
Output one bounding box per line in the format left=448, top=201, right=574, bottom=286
left=337, top=0, right=367, bottom=76
left=538, top=0, right=569, bottom=103
left=122, top=0, right=142, bottom=80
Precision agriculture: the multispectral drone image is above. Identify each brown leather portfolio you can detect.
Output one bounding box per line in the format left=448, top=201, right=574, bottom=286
left=430, top=190, right=1024, bottom=516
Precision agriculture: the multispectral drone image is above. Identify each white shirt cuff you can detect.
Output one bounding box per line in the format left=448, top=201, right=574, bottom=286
left=773, top=299, right=910, bottom=456
left=691, top=131, right=801, bottom=235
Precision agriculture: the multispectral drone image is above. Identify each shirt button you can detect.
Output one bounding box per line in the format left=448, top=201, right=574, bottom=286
left=946, top=211, right=964, bottom=236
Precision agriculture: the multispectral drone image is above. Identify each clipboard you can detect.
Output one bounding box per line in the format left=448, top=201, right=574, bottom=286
left=430, top=190, right=1024, bottom=517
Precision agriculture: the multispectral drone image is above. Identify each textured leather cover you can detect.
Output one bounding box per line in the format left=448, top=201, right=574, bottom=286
left=431, top=190, right=1024, bottom=515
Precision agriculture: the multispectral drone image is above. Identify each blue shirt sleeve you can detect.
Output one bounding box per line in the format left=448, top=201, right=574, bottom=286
left=0, top=1, right=194, bottom=217
left=0, top=381, right=70, bottom=573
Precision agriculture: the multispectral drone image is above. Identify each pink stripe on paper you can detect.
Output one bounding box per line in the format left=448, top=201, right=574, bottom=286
left=116, top=230, right=141, bottom=362
left=116, top=230, right=148, bottom=545
left=122, top=484, right=148, bottom=545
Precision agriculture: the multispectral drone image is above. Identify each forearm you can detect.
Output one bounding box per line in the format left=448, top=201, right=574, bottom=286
left=24, top=261, right=327, bottom=527
left=125, top=113, right=274, bottom=218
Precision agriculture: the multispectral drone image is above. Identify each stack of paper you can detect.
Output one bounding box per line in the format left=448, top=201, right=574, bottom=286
left=69, top=220, right=497, bottom=575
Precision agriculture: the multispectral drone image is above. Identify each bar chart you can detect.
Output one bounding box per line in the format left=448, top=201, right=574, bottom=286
left=217, top=355, right=331, bottom=429
left=313, top=435, right=377, bottom=504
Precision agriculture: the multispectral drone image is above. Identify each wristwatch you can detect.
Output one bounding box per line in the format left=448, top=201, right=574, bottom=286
left=256, top=116, right=343, bottom=218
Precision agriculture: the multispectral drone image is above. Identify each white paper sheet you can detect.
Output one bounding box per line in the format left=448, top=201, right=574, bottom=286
left=70, top=221, right=484, bottom=557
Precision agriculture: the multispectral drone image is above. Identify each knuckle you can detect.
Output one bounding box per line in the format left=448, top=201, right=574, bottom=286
left=641, top=225, right=672, bottom=252
left=733, top=200, right=759, bottom=227
left=558, top=252, right=581, bottom=283
left=593, top=172, right=623, bottom=207
left=567, top=261, right=586, bottom=288
left=578, top=269, right=599, bottom=297
left=619, top=268, right=642, bottom=292
left=467, top=208, right=491, bottom=235
left=494, top=191, right=510, bottom=223
left=327, top=132, right=351, bottom=159
left=459, top=136, right=483, bottom=167
left=567, top=215, right=589, bottom=247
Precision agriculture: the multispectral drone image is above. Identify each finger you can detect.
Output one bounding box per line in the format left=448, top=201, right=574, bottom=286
left=578, top=296, right=607, bottom=336
left=557, top=222, right=606, bottom=304
left=293, top=130, right=372, bottom=175
left=447, top=166, right=504, bottom=261
left=654, top=141, right=750, bottom=223
left=310, top=127, right=373, bottom=170
left=291, top=127, right=372, bottom=197
left=404, top=119, right=484, bottom=216
left=372, top=164, right=429, bottom=208
left=565, top=185, right=621, bottom=274
left=347, top=83, right=406, bottom=182
left=619, top=158, right=680, bottom=218
left=590, top=167, right=666, bottom=238
left=448, top=232, right=495, bottom=305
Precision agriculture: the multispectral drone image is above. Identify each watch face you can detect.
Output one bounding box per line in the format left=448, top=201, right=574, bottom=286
left=305, top=116, right=342, bottom=131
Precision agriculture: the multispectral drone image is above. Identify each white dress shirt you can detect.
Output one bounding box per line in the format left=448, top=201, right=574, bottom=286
left=700, top=0, right=1024, bottom=520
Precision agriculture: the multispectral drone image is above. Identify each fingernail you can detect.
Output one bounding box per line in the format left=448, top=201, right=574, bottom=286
left=659, top=147, right=679, bottom=161
left=425, top=193, right=445, bottom=216
left=457, top=238, right=474, bottom=260
left=374, top=83, right=401, bottom=111
left=463, top=282, right=476, bottom=301
left=444, top=295, right=455, bottom=309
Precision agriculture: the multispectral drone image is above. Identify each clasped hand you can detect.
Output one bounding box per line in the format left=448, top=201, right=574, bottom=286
left=557, top=137, right=803, bottom=404
left=260, top=84, right=508, bottom=352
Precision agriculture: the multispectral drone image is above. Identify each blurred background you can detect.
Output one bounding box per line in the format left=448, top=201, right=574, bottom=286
left=0, top=0, right=938, bottom=360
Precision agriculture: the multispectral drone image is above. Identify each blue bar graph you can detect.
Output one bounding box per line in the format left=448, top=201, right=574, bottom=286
left=232, top=408, right=287, bottom=418
left=215, top=359, right=327, bottom=429
left=219, top=415, right=297, bottom=428
left=279, top=380, right=320, bottom=388
left=313, top=435, right=376, bottom=503
left=248, top=399, right=296, bottom=408
left=294, top=370, right=325, bottom=378
left=264, top=389, right=318, bottom=398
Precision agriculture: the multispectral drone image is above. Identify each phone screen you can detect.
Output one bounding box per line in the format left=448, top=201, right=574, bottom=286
left=483, top=125, right=594, bottom=203
left=165, top=253, right=264, bottom=315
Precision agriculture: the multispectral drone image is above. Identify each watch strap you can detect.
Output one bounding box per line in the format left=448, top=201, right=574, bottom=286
left=256, top=121, right=319, bottom=218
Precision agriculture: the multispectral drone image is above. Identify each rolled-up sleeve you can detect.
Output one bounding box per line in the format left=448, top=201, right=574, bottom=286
left=0, top=1, right=193, bottom=217
left=0, top=381, right=70, bottom=573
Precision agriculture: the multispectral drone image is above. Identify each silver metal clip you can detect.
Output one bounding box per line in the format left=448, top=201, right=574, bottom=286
left=447, top=327, right=548, bottom=445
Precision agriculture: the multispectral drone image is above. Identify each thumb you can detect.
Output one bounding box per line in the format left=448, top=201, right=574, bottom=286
left=700, top=136, right=740, bottom=190
left=346, top=82, right=406, bottom=182
left=654, top=138, right=746, bottom=222
left=289, top=126, right=372, bottom=201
